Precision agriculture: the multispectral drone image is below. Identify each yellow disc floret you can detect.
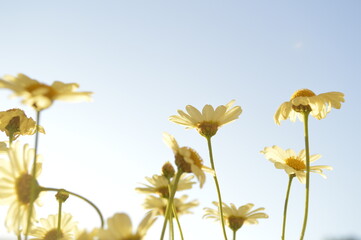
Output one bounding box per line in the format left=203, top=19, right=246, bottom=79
left=285, top=157, right=306, bottom=171
left=290, top=89, right=316, bottom=100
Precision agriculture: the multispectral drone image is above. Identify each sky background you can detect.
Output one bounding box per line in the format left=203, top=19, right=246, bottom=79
left=0, top=1, right=360, bottom=240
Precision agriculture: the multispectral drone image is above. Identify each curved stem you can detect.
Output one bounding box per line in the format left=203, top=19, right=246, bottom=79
left=160, top=171, right=182, bottom=240
left=300, top=112, right=311, bottom=240
left=57, top=201, right=63, bottom=239
left=282, top=174, right=294, bottom=240
left=173, top=205, right=184, bottom=240
left=25, top=110, right=41, bottom=240
left=206, top=136, right=228, bottom=240
left=40, top=187, right=104, bottom=228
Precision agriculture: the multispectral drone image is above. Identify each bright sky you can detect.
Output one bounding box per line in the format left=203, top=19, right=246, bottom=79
left=0, top=1, right=360, bottom=240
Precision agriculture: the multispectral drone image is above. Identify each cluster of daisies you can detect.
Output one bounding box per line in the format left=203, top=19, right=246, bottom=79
left=0, top=73, right=345, bottom=240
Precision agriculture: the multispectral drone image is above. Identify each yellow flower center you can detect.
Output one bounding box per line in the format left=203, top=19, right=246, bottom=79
left=5, top=116, right=20, bottom=139
left=25, top=83, right=57, bottom=100
left=290, top=89, right=316, bottom=100
left=197, top=121, right=219, bottom=138
left=175, top=147, right=203, bottom=173
left=15, top=173, right=41, bottom=204
left=228, top=216, right=244, bottom=231
left=43, top=229, right=64, bottom=240
left=123, top=235, right=141, bottom=240
left=285, top=157, right=306, bottom=171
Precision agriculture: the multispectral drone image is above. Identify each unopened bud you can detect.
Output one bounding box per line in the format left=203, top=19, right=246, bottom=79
left=162, top=162, right=175, bottom=179
left=56, top=189, right=69, bottom=203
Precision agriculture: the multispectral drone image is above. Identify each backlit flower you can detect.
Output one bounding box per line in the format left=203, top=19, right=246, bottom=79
left=136, top=174, right=195, bottom=198
left=75, top=228, right=98, bottom=240
left=98, top=212, right=156, bottom=240
left=0, top=73, right=92, bottom=111
left=261, top=145, right=333, bottom=183
left=143, top=195, right=199, bottom=217
left=169, top=100, right=242, bottom=137
left=274, top=89, right=344, bottom=125
left=204, top=202, right=268, bottom=232
left=0, top=141, right=43, bottom=234
left=163, top=132, right=213, bottom=188
left=29, top=212, right=77, bottom=240
left=0, top=108, right=45, bottom=140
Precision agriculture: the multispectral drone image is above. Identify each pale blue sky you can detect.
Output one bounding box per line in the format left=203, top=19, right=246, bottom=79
left=0, top=1, right=360, bottom=240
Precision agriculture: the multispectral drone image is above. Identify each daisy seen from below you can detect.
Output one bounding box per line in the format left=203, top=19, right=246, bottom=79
left=75, top=228, right=99, bottom=240
left=0, top=108, right=45, bottom=142
left=260, top=145, right=332, bottom=183
left=0, top=73, right=93, bottom=111
left=29, top=212, right=77, bottom=240
left=274, top=88, right=344, bottom=125
left=169, top=100, right=242, bottom=138
left=0, top=141, right=43, bottom=235
left=98, top=212, right=156, bottom=240
left=136, top=174, right=196, bottom=198
left=163, top=132, right=213, bottom=188
left=143, top=194, right=199, bottom=217
left=204, top=202, right=268, bottom=239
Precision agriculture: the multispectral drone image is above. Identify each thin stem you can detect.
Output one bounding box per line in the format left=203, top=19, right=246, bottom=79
left=233, top=230, right=236, bottom=240
left=40, top=187, right=104, bottom=228
left=282, top=174, right=295, bottom=240
left=169, top=214, right=174, bottom=240
left=160, top=171, right=182, bottom=240
left=206, top=136, right=228, bottom=240
left=57, top=201, right=63, bottom=240
left=173, top=205, right=184, bottom=240
left=300, top=112, right=311, bottom=240
left=25, top=110, right=41, bottom=240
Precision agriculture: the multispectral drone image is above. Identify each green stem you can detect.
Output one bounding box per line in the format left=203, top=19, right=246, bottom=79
left=282, top=174, right=294, bottom=240
left=160, top=171, right=182, bottom=240
left=57, top=201, right=63, bottom=240
left=40, top=187, right=104, bottom=228
left=173, top=205, right=184, bottom=240
left=233, top=230, right=236, bottom=240
left=206, top=136, right=228, bottom=240
left=300, top=112, right=311, bottom=240
left=169, top=213, right=174, bottom=240
left=25, top=110, right=41, bottom=240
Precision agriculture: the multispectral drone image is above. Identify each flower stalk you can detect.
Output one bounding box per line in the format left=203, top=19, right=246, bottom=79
left=282, top=174, right=294, bottom=240
left=206, top=136, right=228, bottom=240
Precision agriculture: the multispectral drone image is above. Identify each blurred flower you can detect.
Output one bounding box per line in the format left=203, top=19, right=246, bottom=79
left=143, top=195, right=199, bottom=217
left=163, top=132, right=213, bottom=188
left=204, top=202, right=268, bottom=232
left=0, top=141, right=43, bottom=234
left=274, top=89, right=344, bottom=125
left=0, top=73, right=92, bottom=111
left=261, top=145, right=333, bottom=183
left=75, top=227, right=98, bottom=240
left=136, top=174, right=195, bottom=198
left=29, top=212, right=77, bottom=240
left=169, top=100, right=242, bottom=137
left=98, top=212, right=155, bottom=240
left=0, top=108, right=45, bottom=140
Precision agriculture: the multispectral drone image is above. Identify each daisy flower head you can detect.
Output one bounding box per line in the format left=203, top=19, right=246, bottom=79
left=163, top=132, right=214, bottom=188
left=0, top=73, right=93, bottom=111
left=98, top=212, right=156, bottom=240
left=135, top=174, right=195, bottom=198
left=204, top=202, right=268, bottom=232
left=29, top=212, right=77, bottom=240
left=0, top=108, right=45, bottom=140
left=143, top=195, right=199, bottom=217
left=75, top=228, right=99, bottom=240
left=261, top=145, right=333, bottom=183
left=274, top=88, right=345, bottom=125
left=169, top=100, right=242, bottom=138
left=0, top=141, right=43, bottom=234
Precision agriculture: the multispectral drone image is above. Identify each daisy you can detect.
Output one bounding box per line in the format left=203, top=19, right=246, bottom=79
left=204, top=202, right=268, bottom=232
left=274, top=89, right=344, bottom=125
left=0, top=108, right=45, bottom=141
left=98, top=212, right=156, bottom=240
left=169, top=100, right=242, bottom=137
left=260, top=145, right=332, bottom=183
left=143, top=195, right=199, bottom=217
left=29, top=212, right=77, bottom=240
left=163, top=132, right=213, bottom=188
left=0, top=141, right=43, bottom=234
left=75, top=228, right=98, bottom=240
left=136, top=174, right=196, bottom=198
left=0, top=73, right=92, bottom=111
